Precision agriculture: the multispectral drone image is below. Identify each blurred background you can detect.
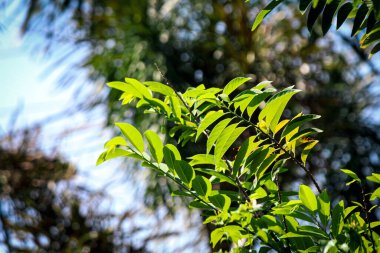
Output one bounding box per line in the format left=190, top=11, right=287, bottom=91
left=0, top=0, right=379, bottom=252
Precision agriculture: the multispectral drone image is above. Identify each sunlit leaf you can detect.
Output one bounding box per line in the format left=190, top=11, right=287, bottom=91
left=299, top=185, right=318, bottom=212
left=115, top=122, right=145, bottom=153
left=251, top=0, right=285, bottom=31
left=207, top=118, right=233, bottom=154
left=196, top=110, right=225, bottom=141
left=144, top=130, right=164, bottom=163
left=223, top=77, right=251, bottom=96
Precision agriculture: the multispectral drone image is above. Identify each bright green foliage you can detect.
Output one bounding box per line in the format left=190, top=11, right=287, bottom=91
left=99, top=77, right=379, bottom=252
left=251, top=0, right=380, bottom=57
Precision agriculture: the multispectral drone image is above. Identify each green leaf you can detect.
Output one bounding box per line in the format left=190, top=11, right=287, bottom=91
left=246, top=89, right=274, bottom=118
left=223, top=77, right=251, bottom=95
left=322, top=0, right=341, bottom=35
left=194, top=168, right=236, bottom=186
left=189, top=200, right=214, bottom=210
left=189, top=154, right=228, bottom=171
left=340, top=169, right=361, bottom=184
left=298, top=225, right=329, bottom=239
left=281, top=114, right=321, bottom=139
left=107, top=81, right=141, bottom=98
left=373, top=0, right=380, bottom=19
left=214, top=125, right=247, bottom=164
left=288, top=128, right=323, bottom=142
left=232, top=136, right=257, bottom=177
left=280, top=232, right=310, bottom=238
left=144, top=81, right=175, bottom=96
left=104, top=136, right=127, bottom=148
left=317, top=190, right=330, bottom=227
left=301, top=140, right=319, bottom=166
left=97, top=148, right=134, bottom=165
left=163, top=144, right=181, bottom=173
left=351, top=4, right=369, bottom=36
left=125, top=77, right=152, bottom=99
left=307, top=0, right=326, bottom=31
left=369, top=42, right=380, bottom=58
left=210, top=227, right=225, bottom=248
left=299, top=185, right=318, bottom=211
left=144, top=130, right=164, bottom=163
left=337, top=2, right=353, bottom=29
left=143, top=96, right=171, bottom=116
left=115, top=122, right=145, bottom=153
left=259, top=87, right=300, bottom=133
left=209, top=194, right=231, bottom=212
left=169, top=96, right=182, bottom=121
left=361, top=28, right=380, bottom=49
left=300, top=0, right=313, bottom=14
left=370, top=187, right=380, bottom=201
left=174, top=160, right=195, bottom=187
left=351, top=3, right=368, bottom=36
left=251, top=0, right=284, bottom=31
left=331, top=200, right=344, bottom=237
left=366, top=173, right=380, bottom=184
left=207, top=118, right=233, bottom=154
left=196, top=110, right=224, bottom=141
left=192, top=176, right=212, bottom=198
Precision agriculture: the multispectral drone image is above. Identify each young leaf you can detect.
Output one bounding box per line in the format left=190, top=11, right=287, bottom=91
left=115, top=122, right=145, bottom=153
left=174, top=160, right=195, bottom=187
left=223, top=77, right=251, bottom=96
left=196, top=110, right=224, bottom=141
left=299, top=185, right=318, bottom=212
left=251, top=0, right=284, bottom=31
left=192, top=175, right=212, bottom=198
left=144, top=130, right=164, bottom=163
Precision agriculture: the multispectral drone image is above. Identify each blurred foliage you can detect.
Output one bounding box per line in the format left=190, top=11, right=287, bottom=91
left=251, top=0, right=380, bottom=57
left=0, top=128, right=180, bottom=252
